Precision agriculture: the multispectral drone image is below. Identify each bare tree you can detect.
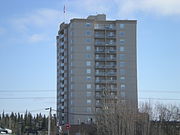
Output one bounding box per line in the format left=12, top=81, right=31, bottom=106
left=95, top=100, right=180, bottom=135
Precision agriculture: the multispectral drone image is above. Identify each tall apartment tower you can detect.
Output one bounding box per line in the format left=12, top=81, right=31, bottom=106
left=57, top=14, right=137, bottom=125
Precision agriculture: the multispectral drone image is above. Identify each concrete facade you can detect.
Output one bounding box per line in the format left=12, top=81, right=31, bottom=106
left=57, top=14, right=137, bottom=125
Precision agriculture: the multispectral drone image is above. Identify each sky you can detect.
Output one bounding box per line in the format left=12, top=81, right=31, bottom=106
left=0, top=0, right=180, bottom=115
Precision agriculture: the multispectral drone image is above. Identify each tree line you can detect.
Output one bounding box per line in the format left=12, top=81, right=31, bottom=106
left=0, top=111, right=57, bottom=135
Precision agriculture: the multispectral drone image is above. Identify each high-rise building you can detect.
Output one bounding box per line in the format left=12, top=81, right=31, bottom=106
left=57, top=14, right=137, bottom=125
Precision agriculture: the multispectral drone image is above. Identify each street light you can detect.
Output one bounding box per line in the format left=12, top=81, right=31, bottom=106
left=45, top=107, right=52, bottom=135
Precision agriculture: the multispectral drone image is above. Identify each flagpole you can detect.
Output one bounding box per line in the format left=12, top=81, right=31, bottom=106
left=63, top=5, right=66, bottom=23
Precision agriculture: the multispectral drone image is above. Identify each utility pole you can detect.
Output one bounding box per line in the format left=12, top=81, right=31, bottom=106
left=46, top=107, right=52, bottom=135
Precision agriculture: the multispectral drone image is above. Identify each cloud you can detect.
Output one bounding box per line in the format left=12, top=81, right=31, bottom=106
left=11, top=8, right=60, bottom=33
left=9, top=8, right=62, bottom=44
left=115, top=0, right=180, bottom=16
left=67, top=0, right=180, bottom=18
left=28, top=34, right=47, bottom=43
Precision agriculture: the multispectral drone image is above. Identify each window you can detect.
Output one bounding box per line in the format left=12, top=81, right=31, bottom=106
left=120, top=84, right=125, bottom=90
left=120, top=24, right=125, bottom=29
left=120, top=76, right=125, bottom=80
left=85, top=39, right=91, bottom=43
left=86, top=61, right=91, bottom=66
left=96, top=85, right=100, bottom=89
left=120, top=39, right=125, bottom=45
left=85, top=22, right=91, bottom=27
left=86, top=76, right=91, bottom=81
left=87, top=92, right=91, bottom=97
left=119, top=54, right=125, bottom=60
left=70, top=92, right=73, bottom=97
left=109, top=24, right=114, bottom=29
left=120, top=62, right=126, bottom=67
left=86, top=69, right=91, bottom=74
left=71, top=84, right=73, bottom=89
left=71, top=77, right=73, bottom=82
left=120, top=31, right=125, bottom=36
left=87, top=107, right=91, bottom=112
left=87, top=84, right=91, bottom=89
left=70, top=100, right=73, bottom=105
left=86, top=46, right=91, bottom=51
left=121, top=91, right=125, bottom=98
left=86, top=31, right=91, bottom=35
left=120, top=46, right=125, bottom=52
left=87, top=99, right=92, bottom=104
left=86, top=54, right=91, bottom=59
left=120, top=69, right=125, bottom=75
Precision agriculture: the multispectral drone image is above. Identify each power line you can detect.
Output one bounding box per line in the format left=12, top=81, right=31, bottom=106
left=0, top=90, right=55, bottom=92
left=0, top=89, right=179, bottom=93
left=0, top=97, right=55, bottom=99
left=0, top=96, right=179, bottom=101
left=140, top=97, right=180, bottom=100
left=139, top=90, right=180, bottom=93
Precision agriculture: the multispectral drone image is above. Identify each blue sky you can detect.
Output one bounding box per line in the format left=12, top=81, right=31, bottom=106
left=0, top=0, right=180, bottom=114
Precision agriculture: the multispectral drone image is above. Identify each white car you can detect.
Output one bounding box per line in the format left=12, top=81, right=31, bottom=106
left=0, top=127, right=12, bottom=134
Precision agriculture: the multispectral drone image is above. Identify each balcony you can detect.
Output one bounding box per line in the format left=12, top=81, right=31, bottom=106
left=61, top=99, right=64, bottom=102
left=106, top=35, right=116, bottom=38
left=95, top=94, right=101, bottom=99
left=60, top=63, right=64, bottom=67
left=106, top=72, right=116, bottom=76
left=105, top=50, right=116, bottom=53
left=96, top=102, right=102, bottom=107
left=95, top=88, right=104, bottom=91
left=95, top=57, right=105, bottom=61
left=95, top=79, right=116, bottom=83
left=95, top=64, right=116, bottom=69
left=95, top=34, right=105, bottom=38
left=95, top=50, right=105, bottom=53
left=105, top=57, right=116, bottom=61
left=106, top=80, right=116, bottom=83
left=94, top=25, right=104, bottom=30
left=95, top=64, right=104, bottom=68
left=95, top=41, right=105, bottom=46
left=95, top=80, right=106, bottom=83
left=104, top=25, right=115, bottom=30
left=61, top=91, right=64, bottom=95
left=105, top=42, right=116, bottom=46
left=60, top=49, right=64, bottom=53
left=105, top=65, right=116, bottom=68
left=95, top=72, right=105, bottom=76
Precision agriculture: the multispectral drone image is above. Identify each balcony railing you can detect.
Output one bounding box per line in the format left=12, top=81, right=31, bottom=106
left=95, top=80, right=116, bottom=83
left=95, top=50, right=105, bottom=53
left=95, top=88, right=117, bottom=91
left=104, top=65, right=116, bottom=68
left=95, top=50, right=116, bottom=53
left=94, top=25, right=115, bottom=30
left=106, top=35, right=116, bottom=38
left=95, top=34, right=105, bottom=38
left=95, top=65, right=116, bottom=68
left=95, top=72, right=105, bottom=76
left=105, top=57, right=116, bottom=61
left=95, top=65, right=105, bottom=68
left=105, top=42, right=116, bottom=46
left=104, top=25, right=115, bottom=30
left=105, top=50, right=116, bottom=53
left=95, top=57, right=105, bottom=61
left=95, top=42, right=105, bottom=45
